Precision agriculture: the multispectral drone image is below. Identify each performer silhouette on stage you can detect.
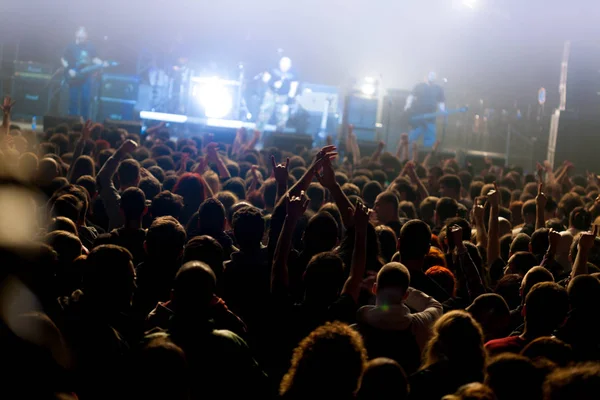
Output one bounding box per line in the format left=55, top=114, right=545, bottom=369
left=404, top=71, right=446, bottom=148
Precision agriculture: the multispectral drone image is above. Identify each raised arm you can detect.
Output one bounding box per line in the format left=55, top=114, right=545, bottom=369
left=473, top=199, right=488, bottom=249
left=1, top=96, right=15, bottom=136
left=97, top=139, right=138, bottom=230
left=405, top=161, right=429, bottom=202
left=341, top=202, right=369, bottom=302
left=206, top=142, right=231, bottom=180
left=487, top=182, right=500, bottom=264
left=370, top=141, right=385, bottom=163
left=271, top=192, right=308, bottom=296
left=572, top=228, right=597, bottom=279
left=242, top=129, right=261, bottom=153
left=535, top=182, right=547, bottom=231
left=451, top=225, right=485, bottom=301
left=316, top=156, right=354, bottom=228
left=68, top=120, right=93, bottom=182
left=396, top=133, right=408, bottom=160
left=271, top=155, right=290, bottom=204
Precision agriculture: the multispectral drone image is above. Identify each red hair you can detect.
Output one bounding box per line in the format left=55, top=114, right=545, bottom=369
left=173, top=172, right=208, bottom=208
left=425, top=266, right=456, bottom=297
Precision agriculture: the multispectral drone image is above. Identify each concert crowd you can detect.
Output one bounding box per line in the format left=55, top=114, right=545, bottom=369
left=1, top=95, right=600, bottom=400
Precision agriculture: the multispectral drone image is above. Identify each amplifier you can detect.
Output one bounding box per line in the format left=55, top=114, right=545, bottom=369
left=100, top=74, right=139, bottom=102
left=10, top=77, right=50, bottom=118
left=104, top=119, right=142, bottom=134
left=96, top=98, right=136, bottom=122
left=297, top=83, right=339, bottom=114
left=13, top=61, right=53, bottom=79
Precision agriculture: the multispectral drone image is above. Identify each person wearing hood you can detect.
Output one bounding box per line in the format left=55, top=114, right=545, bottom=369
left=354, top=262, right=443, bottom=375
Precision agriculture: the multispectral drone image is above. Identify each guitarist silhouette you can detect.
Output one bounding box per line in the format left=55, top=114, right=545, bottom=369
left=404, top=72, right=446, bottom=148
left=61, top=27, right=109, bottom=119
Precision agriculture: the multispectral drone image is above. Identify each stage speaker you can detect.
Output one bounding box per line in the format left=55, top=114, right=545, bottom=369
left=561, top=41, right=600, bottom=116
left=357, top=140, right=379, bottom=157
left=547, top=110, right=600, bottom=174
left=10, top=77, right=50, bottom=118
left=100, top=74, right=139, bottom=101
left=264, top=133, right=313, bottom=153
left=96, top=98, right=136, bottom=122
left=463, top=150, right=506, bottom=174
left=104, top=119, right=142, bottom=135
left=382, top=89, right=411, bottom=149
left=43, top=115, right=84, bottom=131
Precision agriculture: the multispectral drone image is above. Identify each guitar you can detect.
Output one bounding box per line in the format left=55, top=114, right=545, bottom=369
left=66, top=61, right=119, bottom=85
left=410, top=106, right=469, bottom=123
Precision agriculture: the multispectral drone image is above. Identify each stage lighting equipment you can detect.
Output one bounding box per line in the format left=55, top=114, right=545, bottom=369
left=360, top=76, right=377, bottom=96
left=191, top=77, right=234, bottom=119
left=462, top=0, right=477, bottom=9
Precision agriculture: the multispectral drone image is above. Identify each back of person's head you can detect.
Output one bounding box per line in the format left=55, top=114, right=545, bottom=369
left=358, top=358, right=408, bottom=400
left=320, top=202, right=343, bottom=241
left=303, top=252, right=345, bottom=301
left=45, top=230, right=82, bottom=266
left=69, top=155, right=95, bottom=183
left=425, top=266, right=455, bottom=296
left=173, top=172, right=206, bottom=207
left=261, top=178, right=277, bottom=209
left=444, top=217, right=472, bottom=241
left=182, top=235, right=224, bottom=277
left=521, top=266, right=554, bottom=304
left=419, top=196, right=439, bottom=223
left=436, top=197, right=459, bottom=224
left=75, top=175, right=96, bottom=199
left=524, top=282, right=569, bottom=335
left=375, top=225, right=398, bottom=263
left=48, top=216, right=78, bottom=235
left=222, top=177, right=246, bottom=200
left=139, top=177, right=161, bottom=202
left=146, top=216, right=186, bottom=259
left=521, top=336, right=573, bottom=367
left=51, top=194, right=82, bottom=224
left=147, top=165, right=165, bottom=183
left=543, top=362, right=600, bottom=400
left=232, top=206, right=264, bottom=250
left=467, top=293, right=510, bottom=341
left=486, top=353, right=545, bottom=400
left=120, top=187, right=146, bottom=221
left=559, top=192, right=584, bottom=221
left=469, top=181, right=485, bottom=201
left=530, top=228, right=550, bottom=256
left=494, top=274, right=523, bottom=310
left=306, top=183, right=325, bottom=212
left=363, top=181, right=383, bottom=209
left=303, top=211, right=339, bottom=254
left=424, top=310, right=486, bottom=373
left=439, top=174, right=462, bottom=196
left=442, top=383, right=496, bottom=400
left=134, top=335, right=189, bottom=400
left=117, top=159, right=141, bottom=188
left=214, top=191, right=239, bottom=219
left=569, top=206, right=592, bottom=231
left=399, top=220, right=431, bottom=262
left=567, top=274, right=600, bottom=311
left=150, top=190, right=184, bottom=220
left=280, top=321, right=367, bottom=400
left=507, top=251, right=538, bottom=275
left=342, top=182, right=361, bottom=197
left=172, top=261, right=216, bottom=315
left=197, top=198, right=226, bottom=234
left=83, top=245, right=135, bottom=309
left=375, top=262, right=410, bottom=301
left=399, top=201, right=417, bottom=220
left=511, top=233, right=531, bottom=255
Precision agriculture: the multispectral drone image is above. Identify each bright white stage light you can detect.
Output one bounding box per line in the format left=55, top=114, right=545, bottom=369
left=462, top=0, right=477, bottom=9
left=361, top=83, right=376, bottom=96
left=194, top=78, right=234, bottom=119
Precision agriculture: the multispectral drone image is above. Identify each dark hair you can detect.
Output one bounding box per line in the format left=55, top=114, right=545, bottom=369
left=280, top=322, right=367, bottom=400
left=399, top=201, right=417, bottom=220
left=467, top=293, right=510, bottom=342
left=261, top=178, right=277, bottom=209
left=399, top=220, right=431, bottom=261
left=150, top=191, right=184, bottom=219
left=306, top=183, right=325, bottom=213
left=121, top=187, right=147, bottom=221
left=521, top=337, right=573, bottom=367
left=469, top=181, right=485, bottom=201
left=341, top=183, right=361, bottom=197
left=172, top=261, right=216, bottom=314
left=320, top=203, right=344, bottom=241
left=507, top=251, right=538, bottom=275
left=139, top=177, right=161, bottom=202
left=182, top=236, right=224, bottom=278
left=117, top=159, right=140, bottom=188
left=335, top=171, right=349, bottom=186
left=377, top=191, right=399, bottom=212
left=486, top=354, right=545, bottom=400
left=222, top=178, right=246, bottom=201
left=146, top=216, right=186, bottom=259
left=530, top=228, right=549, bottom=256
left=232, top=206, right=264, bottom=250
left=567, top=274, right=600, bottom=311
left=155, top=155, right=175, bottom=172
left=197, top=198, right=226, bottom=235
left=351, top=176, right=370, bottom=192
left=83, top=245, right=134, bottom=309
left=48, top=216, right=78, bottom=235
left=69, top=155, right=95, bottom=183
left=362, top=181, right=383, bottom=209
left=358, top=358, right=408, bottom=400
left=147, top=166, right=165, bottom=183
left=51, top=194, right=83, bottom=224
left=163, top=175, right=178, bottom=192
left=510, top=233, right=531, bottom=255
left=569, top=206, right=592, bottom=231
left=75, top=175, right=96, bottom=199
left=525, top=282, right=569, bottom=334
left=303, top=212, right=339, bottom=254
left=436, top=197, right=459, bottom=224
left=45, top=230, right=82, bottom=265
left=303, top=252, right=345, bottom=300
left=214, top=191, right=239, bottom=221
left=439, top=174, right=462, bottom=193
left=420, top=196, right=439, bottom=223
left=494, top=274, right=522, bottom=310
left=173, top=173, right=207, bottom=210
left=375, top=225, right=398, bottom=263
left=543, top=362, right=600, bottom=400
